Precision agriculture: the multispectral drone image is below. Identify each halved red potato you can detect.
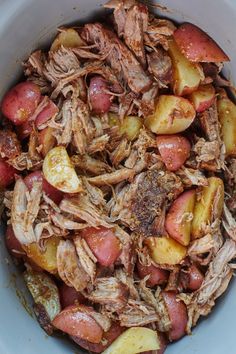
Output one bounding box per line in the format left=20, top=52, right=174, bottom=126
left=89, top=76, right=113, bottom=114
left=145, top=95, right=196, bottom=134
left=5, top=225, right=25, bottom=258
left=165, top=190, right=196, bottom=246
left=217, top=94, right=236, bottom=157
left=188, top=84, right=215, bottom=113
left=0, top=160, right=16, bottom=189
left=137, top=261, right=169, bottom=287
left=168, top=39, right=202, bottom=96
left=142, top=332, right=168, bottom=354
left=23, top=236, right=60, bottom=274
left=52, top=304, right=103, bottom=343
left=43, top=146, right=83, bottom=194
left=59, top=284, right=85, bottom=309
left=191, top=177, right=224, bottom=239
left=80, top=227, right=122, bottom=267
left=145, top=236, right=187, bottom=265
left=38, top=127, right=57, bottom=157
left=174, top=23, right=230, bottom=63
left=120, top=116, right=143, bottom=141
left=71, top=322, right=125, bottom=353
left=1, top=82, right=41, bottom=125
left=102, top=327, right=160, bottom=354
left=156, top=135, right=191, bottom=171
left=162, top=291, right=188, bottom=341
left=51, top=28, right=85, bottom=51
left=24, top=171, right=63, bottom=204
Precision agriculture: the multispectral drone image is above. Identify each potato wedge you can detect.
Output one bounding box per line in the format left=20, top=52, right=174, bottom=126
left=145, top=236, right=187, bottom=265
left=162, top=292, right=188, bottom=341
left=189, top=84, right=215, bottom=113
left=168, top=39, right=202, bottom=96
left=109, top=114, right=142, bottom=141
left=120, top=116, right=143, bottom=141
left=52, top=304, right=103, bottom=343
left=102, top=327, right=160, bottom=354
left=174, top=23, right=229, bottom=63
left=145, top=95, right=196, bottom=134
left=217, top=95, right=236, bottom=157
left=43, top=146, right=83, bottom=193
left=24, top=270, right=61, bottom=334
left=165, top=190, right=196, bottom=246
left=23, top=237, right=60, bottom=274
left=191, top=177, right=224, bottom=239
left=50, top=28, right=85, bottom=51
left=38, top=127, right=56, bottom=157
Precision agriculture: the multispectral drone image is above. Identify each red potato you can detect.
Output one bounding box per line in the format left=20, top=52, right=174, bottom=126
left=59, top=283, right=85, bottom=309
left=35, top=99, right=59, bottom=127
left=5, top=225, right=25, bottom=258
left=168, top=39, right=202, bottom=96
left=1, top=82, right=41, bottom=125
left=142, top=332, right=168, bottom=354
left=145, top=95, right=196, bottom=135
left=17, top=120, right=33, bottom=140
left=0, top=160, right=16, bottom=189
left=24, top=171, right=63, bottom=204
left=38, top=127, right=57, bottom=157
left=180, top=264, right=204, bottom=292
left=165, top=190, right=196, bottom=246
left=71, top=322, right=125, bottom=353
left=17, top=99, right=59, bottom=140
left=156, top=135, right=191, bottom=171
left=188, top=264, right=204, bottom=291
left=89, top=76, right=112, bottom=114
left=162, top=291, right=188, bottom=341
left=80, top=227, right=122, bottom=267
left=188, top=84, right=215, bottom=112
left=174, top=23, right=229, bottom=63
left=52, top=304, right=103, bottom=343
left=137, top=261, right=169, bottom=287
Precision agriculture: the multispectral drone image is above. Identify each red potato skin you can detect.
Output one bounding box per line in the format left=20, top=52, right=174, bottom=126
left=5, top=225, right=25, bottom=258
left=35, top=99, right=59, bottom=127
left=71, top=323, right=125, bottom=353
left=142, top=332, right=168, bottom=354
left=188, top=84, right=215, bottom=113
left=0, top=160, right=17, bottom=189
left=17, top=99, right=59, bottom=139
left=52, top=304, right=103, bottom=343
left=89, top=76, right=112, bottom=114
left=80, top=227, right=122, bottom=267
left=180, top=264, right=204, bottom=291
left=165, top=189, right=195, bottom=246
left=174, top=23, right=229, bottom=63
left=156, top=135, right=191, bottom=172
left=1, top=82, right=41, bottom=125
left=162, top=291, right=188, bottom=341
left=38, top=127, right=56, bottom=157
left=137, top=261, right=169, bottom=287
left=59, top=283, right=85, bottom=309
left=24, top=171, right=63, bottom=204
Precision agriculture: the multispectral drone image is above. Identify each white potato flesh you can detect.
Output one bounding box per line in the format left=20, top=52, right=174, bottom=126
left=43, top=146, right=83, bottom=193
left=145, top=95, right=196, bottom=134
left=102, top=327, right=160, bottom=354
left=50, top=28, right=85, bottom=51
